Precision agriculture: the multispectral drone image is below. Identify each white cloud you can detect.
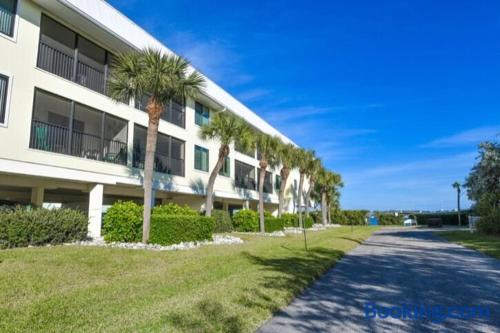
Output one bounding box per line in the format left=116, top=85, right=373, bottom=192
left=236, top=88, right=271, bottom=103
left=421, top=126, right=500, bottom=148
left=164, top=31, right=254, bottom=87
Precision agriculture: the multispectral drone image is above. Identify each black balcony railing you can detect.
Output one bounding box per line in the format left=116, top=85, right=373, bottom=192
left=30, top=120, right=69, bottom=154
left=76, top=55, right=106, bottom=94
left=37, top=41, right=74, bottom=81
left=37, top=40, right=107, bottom=94
left=235, top=176, right=256, bottom=191
left=133, top=150, right=184, bottom=177
left=30, top=120, right=127, bottom=165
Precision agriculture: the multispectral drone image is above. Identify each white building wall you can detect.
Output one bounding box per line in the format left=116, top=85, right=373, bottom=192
left=0, top=0, right=311, bottom=214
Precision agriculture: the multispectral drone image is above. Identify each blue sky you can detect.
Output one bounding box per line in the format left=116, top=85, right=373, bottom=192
left=109, top=0, right=500, bottom=211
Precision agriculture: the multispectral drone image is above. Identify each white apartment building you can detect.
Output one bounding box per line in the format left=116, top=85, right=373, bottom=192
left=0, top=0, right=309, bottom=237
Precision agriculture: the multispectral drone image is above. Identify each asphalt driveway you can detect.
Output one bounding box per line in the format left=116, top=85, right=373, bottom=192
left=258, top=228, right=500, bottom=332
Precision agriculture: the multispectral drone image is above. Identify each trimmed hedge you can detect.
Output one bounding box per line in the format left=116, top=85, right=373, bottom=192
left=304, top=216, right=314, bottom=228
left=375, top=212, right=404, bottom=225
left=212, top=209, right=233, bottom=233
left=233, top=209, right=259, bottom=232
left=103, top=201, right=143, bottom=242
left=264, top=217, right=285, bottom=232
left=150, top=215, right=214, bottom=246
left=153, top=203, right=199, bottom=216
left=0, top=208, right=87, bottom=249
left=415, top=213, right=469, bottom=226
left=281, top=213, right=299, bottom=227
left=331, top=210, right=369, bottom=225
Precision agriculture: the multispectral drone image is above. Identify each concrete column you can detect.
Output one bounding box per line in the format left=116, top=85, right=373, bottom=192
left=244, top=200, right=250, bottom=209
left=151, top=190, right=157, bottom=207
left=223, top=202, right=229, bottom=212
left=30, top=187, right=44, bottom=207
left=126, top=121, right=134, bottom=167
left=88, top=184, right=104, bottom=239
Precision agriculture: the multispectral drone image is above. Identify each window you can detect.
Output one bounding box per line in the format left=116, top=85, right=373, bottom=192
left=162, top=97, right=185, bottom=128
left=135, top=95, right=185, bottom=128
left=0, top=74, right=8, bottom=124
left=257, top=169, right=273, bottom=193
left=235, top=160, right=256, bottom=190
left=30, top=89, right=128, bottom=165
left=37, top=15, right=112, bottom=94
left=219, top=156, right=230, bottom=177
left=275, top=175, right=282, bottom=192
left=235, top=139, right=255, bottom=158
left=195, top=101, right=210, bottom=126
left=133, top=124, right=185, bottom=176
left=0, top=0, right=17, bottom=37
left=194, top=145, right=209, bottom=172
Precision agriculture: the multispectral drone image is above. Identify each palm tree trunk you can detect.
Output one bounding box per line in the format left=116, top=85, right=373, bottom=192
left=205, top=146, right=227, bottom=217
left=326, top=193, right=331, bottom=224
left=278, top=167, right=290, bottom=217
left=298, top=172, right=305, bottom=229
left=305, top=179, right=314, bottom=217
left=457, top=190, right=461, bottom=226
left=321, top=191, right=328, bottom=225
left=258, top=165, right=267, bottom=233
left=142, top=105, right=161, bottom=244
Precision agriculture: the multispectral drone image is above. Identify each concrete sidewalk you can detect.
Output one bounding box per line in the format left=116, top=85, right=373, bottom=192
left=258, top=228, right=500, bottom=332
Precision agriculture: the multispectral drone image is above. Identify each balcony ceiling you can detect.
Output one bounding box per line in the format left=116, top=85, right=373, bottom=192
left=32, top=0, right=134, bottom=54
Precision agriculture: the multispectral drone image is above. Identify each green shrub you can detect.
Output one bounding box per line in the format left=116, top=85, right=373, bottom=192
left=475, top=193, right=500, bottom=234
left=304, top=216, right=314, bottom=228
left=265, top=217, right=284, bottom=232
left=150, top=215, right=214, bottom=245
left=0, top=207, right=87, bottom=249
left=310, top=211, right=322, bottom=224
left=477, top=212, right=500, bottom=234
left=232, top=209, right=259, bottom=232
left=281, top=213, right=299, bottom=227
left=103, top=201, right=143, bottom=243
left=415, top=212, right=469, bottom=226
left=212, top=209, right=233, bottom=233
left=331, top=210, right=368, bottom=225
left=375, top=212, right=404, bottom=225
left=153, top=203, right=199, bottom=216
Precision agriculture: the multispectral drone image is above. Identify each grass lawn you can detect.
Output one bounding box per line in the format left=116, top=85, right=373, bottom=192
left=440, top=231, right=500, bottom=259
left=0, top=226, right=377, bottom=333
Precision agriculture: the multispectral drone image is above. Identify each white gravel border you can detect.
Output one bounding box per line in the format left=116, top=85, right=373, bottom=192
left=65, top=234, right=243, bottom=251
left=284, top=224, right=341, bottom=234
left=233, top=231, right=286, bottom=237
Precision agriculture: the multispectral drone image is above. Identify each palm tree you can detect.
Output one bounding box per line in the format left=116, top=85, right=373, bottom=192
left=327, top=173, right=343, bottom=223
left=254, top=133, right=281, bottom=232
left=304, top=157, right=322, bottom=217
left=276, top=143, right=299, bottom=217
left=452, top=181, right=462, bottom=226
left=317, top=168, right=334, bottom=225
left=296, top=149, right=315, bottom=229
left=199, top=112, right=247, bottom=216
left=109, top=48, right=204, bottom=243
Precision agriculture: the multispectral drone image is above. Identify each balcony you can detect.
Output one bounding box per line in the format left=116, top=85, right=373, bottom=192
left=257, top=169, right=273, bottom=194
left=235, top=160, right=256, bottom=190
left=37, top=15, right=110, bottom=95
left=133, top=125, right=185, bottom=177
left=135, top=94, right=186, bottom=128
left=30, top=90, right=128, bottom=166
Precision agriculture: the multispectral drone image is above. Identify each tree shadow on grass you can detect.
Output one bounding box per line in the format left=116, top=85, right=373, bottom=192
left=158, top=247, right=346, bottom=332
left=163, top=299, right=244, bottom=333
left=237, top=248, right=345, bottom=317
